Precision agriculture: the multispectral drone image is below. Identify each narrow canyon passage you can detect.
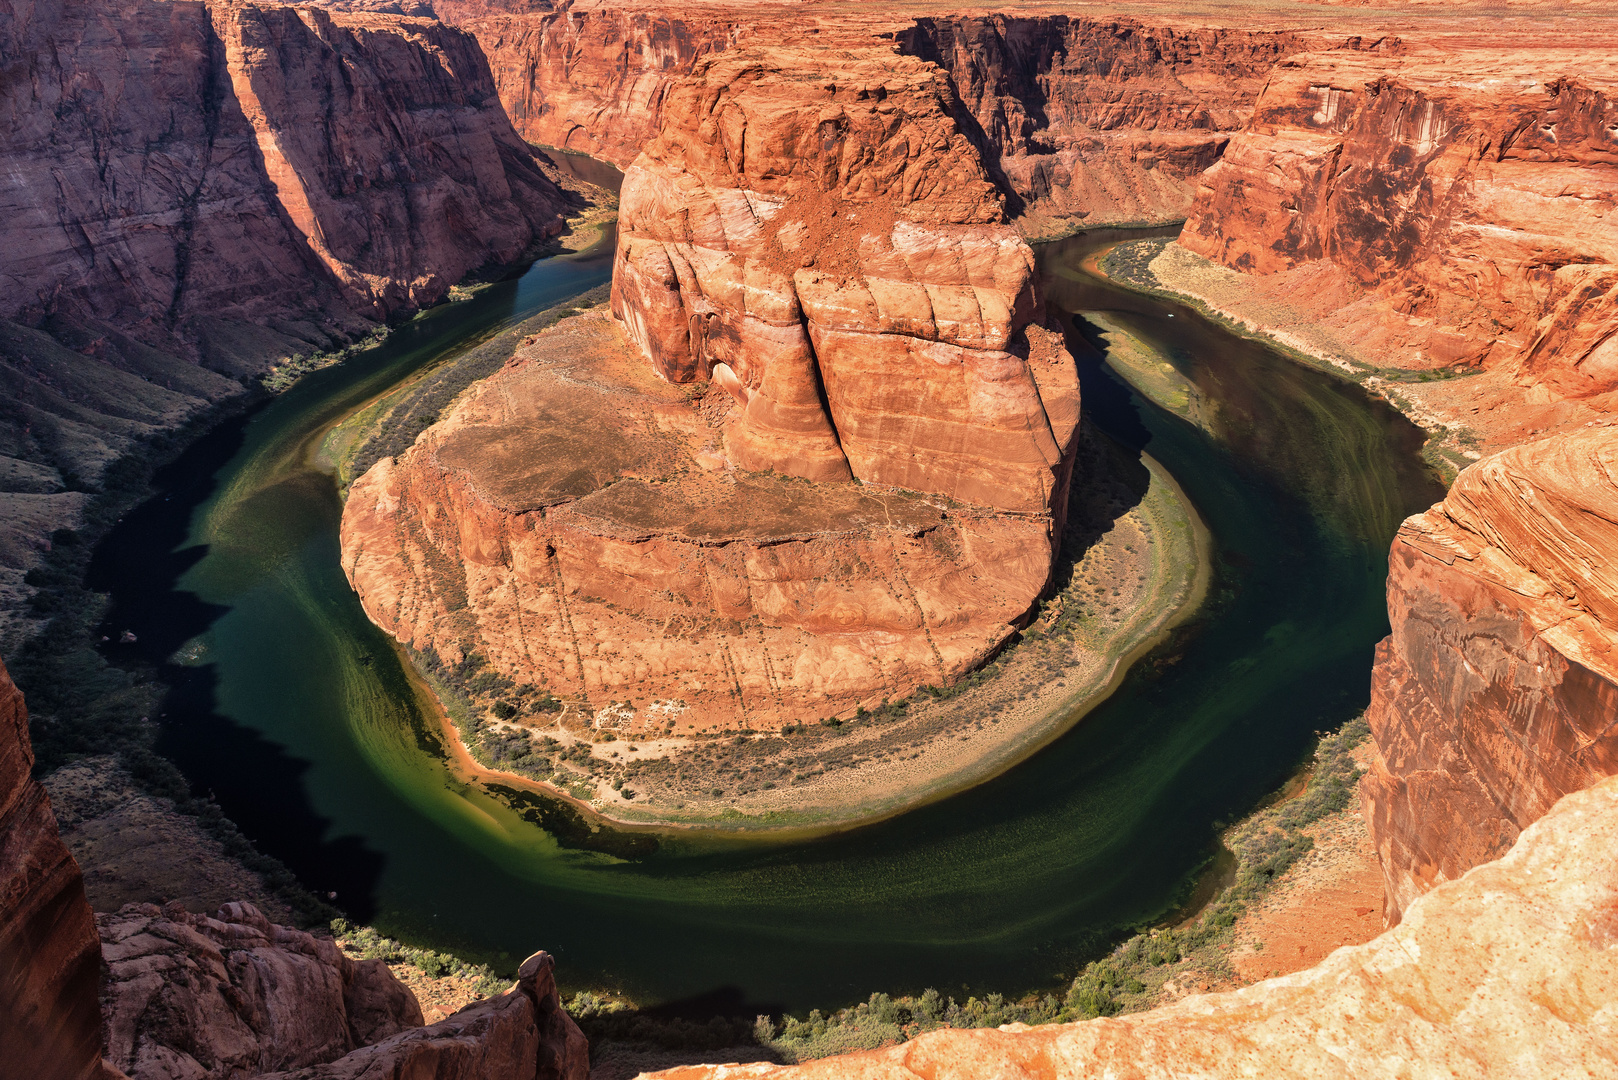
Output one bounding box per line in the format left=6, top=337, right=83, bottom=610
left=84, top=225, right=1439, bottom=1012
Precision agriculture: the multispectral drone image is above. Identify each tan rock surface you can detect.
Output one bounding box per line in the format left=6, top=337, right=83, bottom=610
left=0, top=657, right=103, bottom=1080
left=652, top=771, right=1618, bottom=1080
left=1361, top=428, right=1618, bottom=923
left=342, top=307, right=1060, bottom=733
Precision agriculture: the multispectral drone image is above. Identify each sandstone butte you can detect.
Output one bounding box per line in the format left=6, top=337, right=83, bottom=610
left=10, top=0, right=1618, bottom=1077
left=342, top=38, right=1089, bottom=733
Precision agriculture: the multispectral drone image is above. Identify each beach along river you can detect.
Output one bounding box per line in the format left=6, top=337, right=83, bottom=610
left=88, top=224, right=1442, bottom=1014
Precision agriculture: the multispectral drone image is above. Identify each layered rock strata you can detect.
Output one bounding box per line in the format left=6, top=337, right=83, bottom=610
left=657, top=772, right=1618, bottom=1080
left=440, top=2, right=1346, bottom=235
left=3, top=0, right=567, bottom=346
left=1180, top=47, right=1618, bottom=404
left=611, top=45, right=1080, bottom=513
left=0, top=657, right=103, bottom=1080
left=1361, top=428, right=1618, bottom=923
left=343, top=308, right=1063, bottom=731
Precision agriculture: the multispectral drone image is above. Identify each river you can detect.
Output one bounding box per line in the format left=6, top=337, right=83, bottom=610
left=87, top=220, right=1442, bottom=1015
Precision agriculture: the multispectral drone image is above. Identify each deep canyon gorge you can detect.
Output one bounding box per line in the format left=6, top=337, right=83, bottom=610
left=3, top=0, right=1618, bottom=1078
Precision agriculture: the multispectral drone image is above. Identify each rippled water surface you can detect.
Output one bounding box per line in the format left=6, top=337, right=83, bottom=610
left=91, top=222, right=1442, bottom=1013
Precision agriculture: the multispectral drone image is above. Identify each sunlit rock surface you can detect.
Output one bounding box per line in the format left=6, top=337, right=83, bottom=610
left=1362, top=428, right=1618, bottom=922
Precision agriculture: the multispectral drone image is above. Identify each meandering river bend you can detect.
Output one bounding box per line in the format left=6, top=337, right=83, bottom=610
left=89, top=219, right=1441, bottom=1014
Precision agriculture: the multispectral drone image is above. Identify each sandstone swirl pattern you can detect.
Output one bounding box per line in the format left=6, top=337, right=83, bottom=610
left=1362, top=428, right=1618, bottom=922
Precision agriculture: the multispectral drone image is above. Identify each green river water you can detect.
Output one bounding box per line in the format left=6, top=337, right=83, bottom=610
left=89, top=225, right=1442, bottom=1015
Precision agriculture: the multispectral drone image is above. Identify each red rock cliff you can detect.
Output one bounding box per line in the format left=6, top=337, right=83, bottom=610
left=0, top=656, right=103, bottom=1080
left=1, top=0, right=567, bottom=350
left=1180, top=47, right=1618, bottom=398
left=611, top=44, right=1081, bottom=513
left=1360, top=428, right=1618, bottom=923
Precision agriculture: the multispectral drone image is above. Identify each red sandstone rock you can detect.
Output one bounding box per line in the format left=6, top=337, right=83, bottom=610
left=653, top=773, right=1618, bottom=1080
left=98, top=900, right=424, bottom=1078
left=341, top=309, right=1059, bottom=732
left=0, top=657, right=103, bottom=1080
left=1180, top=47, right=1618, bottom=399
left=257, top=951, right=588, bottom=1080
left=1361, top=428, right=1618, bottom=923
left=0, top=0, right=566, bottom=343
left=610, top=45, right=1081, bottom=511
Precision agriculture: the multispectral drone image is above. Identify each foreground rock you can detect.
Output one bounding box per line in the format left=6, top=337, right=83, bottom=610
left=656, top=771, right=1618, bottom=1080
left=342, top=308, right=1060, bottom=734
left=1361, top=428, right=1618, bottom=923
left=100, top=900, right=588, bottom=1080
left=0, top=657, right=103, bottom=1080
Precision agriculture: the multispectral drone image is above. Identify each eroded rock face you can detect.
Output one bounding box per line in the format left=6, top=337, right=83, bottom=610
left=1361, top=428, right=1618, bottom=923
left=1180, top=47, right=1618, bottom=399
left=342, top=309, right=1060, bottom=732
left=0, top=657, right=102, bottom=1080
left=611, top=45, right=1081, bottom=512
left=2, top=0, right=566, bottom=340
left=99, top=900, right=424, bottom=1078
left=654, top=772, right=1618, bottom=1080
left=100, top=899, right=588, bottom=1080
left=896, top=16, right=1324, bottom=234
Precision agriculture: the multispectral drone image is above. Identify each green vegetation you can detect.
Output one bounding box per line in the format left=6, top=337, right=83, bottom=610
left=333, top=919, right=509, bottom=997
left=557, top=716, right=1371, bottom=1064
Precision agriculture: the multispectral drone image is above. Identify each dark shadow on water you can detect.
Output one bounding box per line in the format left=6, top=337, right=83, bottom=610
left=87, top=406, right=388, bottom=920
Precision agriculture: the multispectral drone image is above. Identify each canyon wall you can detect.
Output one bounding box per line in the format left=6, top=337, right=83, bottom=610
left=2, top=0, right=567, bottom=353
left=657, top=772, right=1618, bottom=1079
left=1180, top=47, right=1618, bottom=398
left=0, top=657, right=103, bottom=1080
left=1360, top=428, right=1618, bottom=922
left=442, top=2, right=1343, bottom=235
left=895, top=16, right=1326, bottom=234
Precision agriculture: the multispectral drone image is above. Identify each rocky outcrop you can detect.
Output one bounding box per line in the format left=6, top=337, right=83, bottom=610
left=1360, top=428, right=1618, bottom=923
left=656, top=772, right=1618, bottom=1080
left=100, top=899, right=589, bottom=1080
left=1180, top=47, right=1618, bottom=400
left=3, top=0, right=567, bottom=349
left=0, top=657, right=103, bottom=1080
left=342, top=307, right=1061, bottom=733
left=612, top=45, right=1080, bottom=511
left=257, top=951, right=588, bottom=1080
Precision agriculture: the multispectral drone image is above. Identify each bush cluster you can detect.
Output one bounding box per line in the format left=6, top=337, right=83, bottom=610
left=333, top=920, right=509, bottom=998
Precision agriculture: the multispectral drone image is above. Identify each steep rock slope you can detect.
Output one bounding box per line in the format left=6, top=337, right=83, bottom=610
left=3, top=0, right=567, bottom=343
left=342, top=308, right=1059, bottom=733
left=612, top=45, right=1081, bottom=511
left=0, top=657, right=102, bottom=1080
left=657, top=772, right=1618, bottom=1080
left=1361, top=428, right=1618, bottom=922
left=1180, top=47, right=1618, bottom=401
